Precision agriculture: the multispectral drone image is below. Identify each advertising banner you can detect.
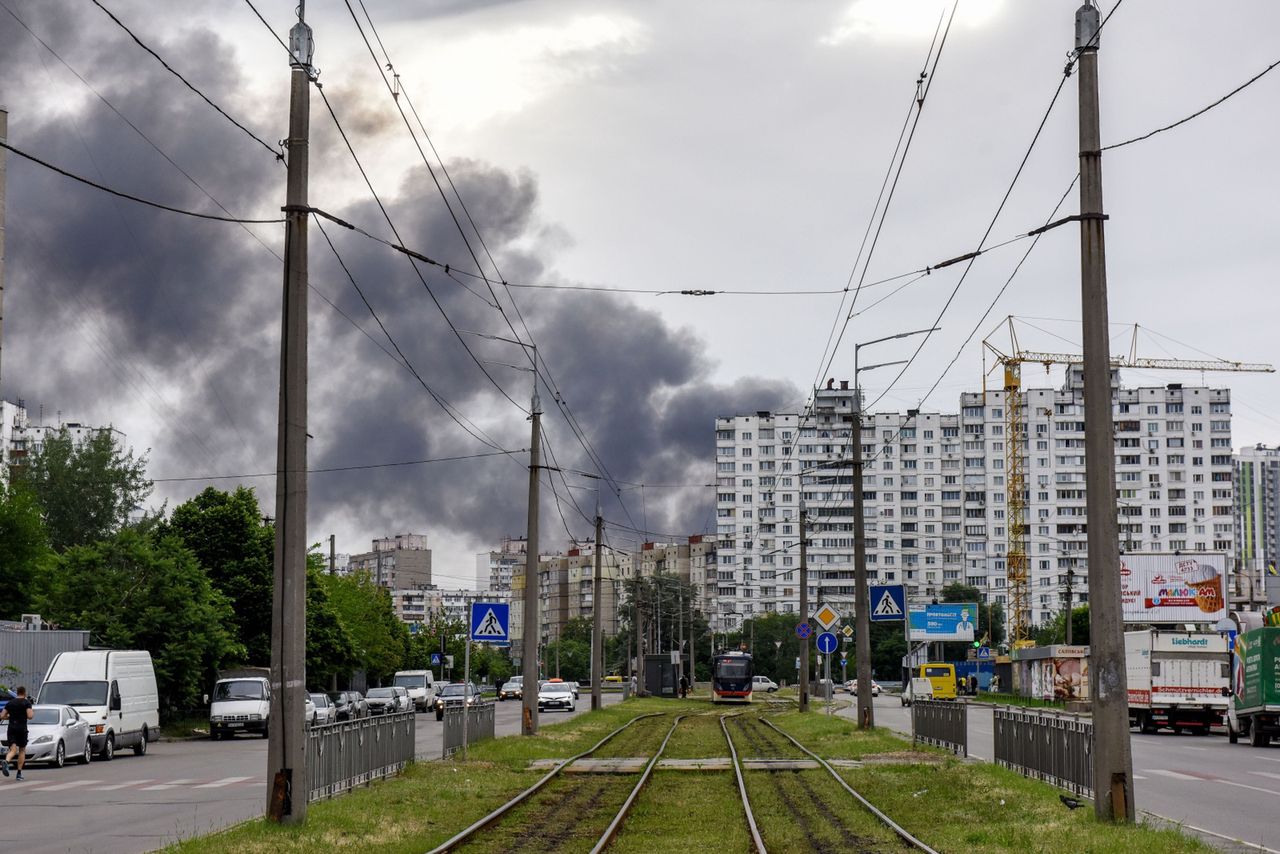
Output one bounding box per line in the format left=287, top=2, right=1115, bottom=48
left=908, top=603, right=978, bottom=642
left=1119, top=553, right=1227, bottom=624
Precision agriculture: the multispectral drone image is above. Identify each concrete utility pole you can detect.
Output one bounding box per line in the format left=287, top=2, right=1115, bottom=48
left=798, top=502, right=810, bottom=712
left=267, top=5, right=314, bottom=825
left=1075, top=0, right=1134, bottom=822
left=677, top=590, right=684, bottom=693
left=591, top=502, right=604, bottom=710
left=521, top=360, right=542, bottom=736
left=634, top=580, right=645, bottom=696
left=328, top=534, right=336, bottom=575
left=851, top=389, right=874, bottom=729
left=1064, top=568, right=1075, bottom=646
left=0, top=107, right=7, bottom=392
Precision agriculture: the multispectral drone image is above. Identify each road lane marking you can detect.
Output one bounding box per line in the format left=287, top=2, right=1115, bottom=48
left=1133, top=775, right=1148, bottom=780
left=1252, top=772, right=1280, bottom=781
left=140, top=779, right=198, bottom=790
left=194, top=776, right=254, bottom=788
left=38, top=780, right=95, bottom=792
left=1146, top=769, right=1200, bottom=781
left=1147, top=769, right=1280, bottom=797
left=97, top=779, right=154, bottom=791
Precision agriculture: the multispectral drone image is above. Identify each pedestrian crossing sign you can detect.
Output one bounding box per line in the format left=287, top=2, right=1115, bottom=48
left=470, top=602, right=510, bottom=645
left=870, top=585, right=906, bottom=622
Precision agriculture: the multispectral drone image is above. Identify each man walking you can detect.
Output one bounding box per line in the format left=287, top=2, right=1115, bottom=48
left=1, top=685, right=34, bottom=781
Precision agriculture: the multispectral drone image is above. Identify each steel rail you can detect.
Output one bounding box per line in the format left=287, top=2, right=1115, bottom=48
left=758, top=718, right=939, bottom=854
left=425, top=712, right=664, bottom=854
left=720, top=714, right=767, bottom=854
left=588, top=714, right=686, bottom=854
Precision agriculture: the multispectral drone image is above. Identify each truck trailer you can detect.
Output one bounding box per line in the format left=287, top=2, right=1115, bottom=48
left=1227, top=627, right=1280, bottom=747
left=1125, top=629, right=1229, bottom=734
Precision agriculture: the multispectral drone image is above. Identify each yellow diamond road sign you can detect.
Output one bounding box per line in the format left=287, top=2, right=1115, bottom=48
left=813, top=604, right=840, bottom=631
left=842, top=624, right=854, bottom=638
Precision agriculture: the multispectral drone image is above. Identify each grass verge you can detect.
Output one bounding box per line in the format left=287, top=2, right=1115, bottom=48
left=159, top=714, right=209, bottom=740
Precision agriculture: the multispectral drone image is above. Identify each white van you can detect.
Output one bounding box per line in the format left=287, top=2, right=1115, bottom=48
left=392, top=670, right=436, bottom=712
left=37, top=650, right=159, bottom=760
left=209, top=668, right=271, bottom=740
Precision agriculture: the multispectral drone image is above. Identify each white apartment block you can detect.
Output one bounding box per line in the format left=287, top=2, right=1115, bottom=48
left=475, top=536, right=526, bottom=593
left=1, top=401, right=120, bottom=480
left=510, top=547, right=630, bottom=649
left=716, top=371, right=1235, bottom=628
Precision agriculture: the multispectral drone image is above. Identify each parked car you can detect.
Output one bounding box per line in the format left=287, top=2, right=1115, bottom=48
left=752, top=675, right=780, bottom=693
left=305, top=694, right=317, bottom=725
left=209, top=669, right=270, bottom=740
left=309, top=693, right=337, bottom=726
left=498, top=676, right=523, bottom=702
left=844, top=679, right=882, bottom=697
left=434, top=683, right=481, bottom=721
left=37, top=650, right=158, bottom=760
left=538, top=680, right=576, bottom=713
left=329, top=691, right=366, bottom=721
left=347, top=691, right=369, bottom=719
left=567, top=680, right=580, bottom=700
left=0, top=704, right=92, bottom=768
left=366, top=687, right=408, bottom=715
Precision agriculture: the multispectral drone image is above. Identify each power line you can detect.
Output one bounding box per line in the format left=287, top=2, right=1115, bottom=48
left=153, top=449, right=521, bottom=483
left=0, top=140, right=283, bottom=223
left=1103, top=55, right=1280, bottom=152
left=88, top=0, right=281, bottom=161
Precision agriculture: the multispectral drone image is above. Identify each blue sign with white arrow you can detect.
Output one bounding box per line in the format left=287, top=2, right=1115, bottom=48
left=816, top=632, right=838, bottom=655
left=470, top=602, right=511, bottom=645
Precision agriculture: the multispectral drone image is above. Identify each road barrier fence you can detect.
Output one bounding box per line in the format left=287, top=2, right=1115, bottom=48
left=305, top=711, right=415, bottom=802
left=911, top=699, right=968, bottom=756
left=442, top=702, right=496, bottom=758
left=993, top=706, right=1093, bottom=797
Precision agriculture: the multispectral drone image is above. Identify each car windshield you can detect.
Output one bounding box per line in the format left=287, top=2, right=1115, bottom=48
left=367, top=688, right=395, bottom=698
left=214, top=680, right=264, bottom=702
left=393, top=675, right=426, bottom=689
left=38, top=680, right=108, bottom=707
left=924, top=667, right=951, bottom=678
left=506, top=677, right=522, bottom=686
left=543, top=682, right=572, bottom=694
left=440, top=684, right=470, bottom=697
left=328, top=693, right=347, bottom=704
left=30, top=708, right=61, bottom=726
left=309, top=694, right=329, bottom=706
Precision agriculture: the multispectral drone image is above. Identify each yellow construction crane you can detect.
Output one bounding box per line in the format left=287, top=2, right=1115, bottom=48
left=982, top=317, right=1274, bottom=649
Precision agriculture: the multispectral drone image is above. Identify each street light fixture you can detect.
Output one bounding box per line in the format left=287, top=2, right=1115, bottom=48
left=850, top=326, right=938, bottom=730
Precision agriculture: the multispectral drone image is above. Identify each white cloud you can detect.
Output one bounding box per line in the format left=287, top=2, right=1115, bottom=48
left=821, top=0, right=1006, bottom=45
left=412, top=14, right=648, bottom=131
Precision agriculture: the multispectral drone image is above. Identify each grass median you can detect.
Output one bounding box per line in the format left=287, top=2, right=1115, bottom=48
left=167, top=696, right=1211, bottom=853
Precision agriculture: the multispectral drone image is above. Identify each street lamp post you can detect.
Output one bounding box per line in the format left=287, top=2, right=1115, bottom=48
left=852, top=327, right=938, bottom=730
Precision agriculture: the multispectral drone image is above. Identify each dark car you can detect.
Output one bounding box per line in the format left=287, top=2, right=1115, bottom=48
left=329, top=691, right=353, bottom=721
left=433, top=683, right=480, bottom=721
left=329, top=690, right=369, bottom=721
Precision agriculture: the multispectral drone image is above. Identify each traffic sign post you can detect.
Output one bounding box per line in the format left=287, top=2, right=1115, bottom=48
left=870, top=585, right=906, bottom=622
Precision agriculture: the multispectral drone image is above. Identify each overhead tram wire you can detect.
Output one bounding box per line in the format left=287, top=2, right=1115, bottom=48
left=344, top=0, right=643, bottom=532
left=88, top=0, right=281, bottom=161
left=153, top=448, right=521, bottom=483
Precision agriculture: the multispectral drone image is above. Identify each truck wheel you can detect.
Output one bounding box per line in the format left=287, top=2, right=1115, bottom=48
left=210, top=728, right=220, bottom=742
left=134, top=726, right=148, bottom=755
left=1250, top=721, right=1270, bottom=747
left=1140, top=714, right=1158, bottom=734
left=101, top=734, right=115, bottom=761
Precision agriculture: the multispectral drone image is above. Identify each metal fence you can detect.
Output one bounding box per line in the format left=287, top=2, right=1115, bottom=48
left=442, top=702, right=496, bottom=758
left=305, top=711, right=415, bottom=802
left=993, top=707, right=1093, bottom=797
left=911, top=700, right=968, bottom=756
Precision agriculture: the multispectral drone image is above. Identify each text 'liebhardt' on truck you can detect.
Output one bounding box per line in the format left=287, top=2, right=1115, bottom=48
left=1125, top=629, right=1230, bottom=734
left=1227, top=626, right=1280, bottom=747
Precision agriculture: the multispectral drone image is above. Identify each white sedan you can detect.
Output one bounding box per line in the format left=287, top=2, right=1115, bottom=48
left=844, top=679, right=882, bottom=697
left=0, top=704, right=93, bottom=767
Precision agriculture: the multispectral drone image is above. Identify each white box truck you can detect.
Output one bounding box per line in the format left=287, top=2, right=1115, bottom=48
left=392, top=670, right=435, bottom=712
left=37, top=650, right=159, bottom=760
left=209, top=667, right=271, bottom=740
left=1125, top=629, right=1229, bottom=734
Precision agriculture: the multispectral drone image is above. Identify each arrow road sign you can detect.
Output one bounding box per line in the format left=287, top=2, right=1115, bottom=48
left=870, top=585, right=906, bottom=622
left=816, top=632, right=838, bottom=655
left=470, top=602, right=511, bottom=644
left=795, top=622, right=812, bottom=640
left=812, top=604, right=841, bottom=631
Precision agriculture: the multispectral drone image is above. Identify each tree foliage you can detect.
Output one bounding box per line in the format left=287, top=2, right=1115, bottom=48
left=18, top=427, right=151, bottom=551
left=318, top=569, right=409, bottom=686
left=0, top=484, right=50, bottom=619
left=38, top=529, right=242, bottom=711
left=163, top=487, right=273, bottom=664
left=1034, top=604, right=1090, bottom=647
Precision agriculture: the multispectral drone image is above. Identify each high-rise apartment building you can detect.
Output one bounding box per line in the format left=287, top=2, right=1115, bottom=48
left=349, top=533, right=432, bottom=590
left=715, top=370, right=1234, bottom=627
left=476, top=536, right=526, bottom=593
left=1235, top=444, right=1280, bottom=606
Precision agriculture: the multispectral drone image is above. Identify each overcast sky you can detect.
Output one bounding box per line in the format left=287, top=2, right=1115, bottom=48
left=2, top=0, right=1277, bottom=588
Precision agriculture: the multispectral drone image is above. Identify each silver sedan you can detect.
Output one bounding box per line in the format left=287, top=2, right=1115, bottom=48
left=0, top=704, right=92, bottom=768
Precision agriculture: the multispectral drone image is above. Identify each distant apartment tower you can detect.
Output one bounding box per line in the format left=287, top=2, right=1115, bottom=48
left=349, top=533, right=432, bottom=590
left=1, top=401, right=120, bottom=480
left=476, top=536, right=526, bottom=593
left=510, top=546, right=631, bottom=651
left=716, top=371, right=1235, bottom=626
left=1235, top=444, right=1280, bottom=606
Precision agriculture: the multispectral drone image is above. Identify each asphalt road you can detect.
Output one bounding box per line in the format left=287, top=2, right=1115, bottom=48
left=1, top=692, right=622, bottom=854
left=861, top=694, right=1280, bottom=852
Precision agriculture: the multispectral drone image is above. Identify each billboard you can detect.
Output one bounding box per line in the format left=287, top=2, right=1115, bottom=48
left=1119, top=553, right=1227, bottom=624
left=909, top=603, right=978, bottom=642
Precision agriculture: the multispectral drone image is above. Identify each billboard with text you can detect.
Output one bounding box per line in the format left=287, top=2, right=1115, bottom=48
left=1120, top=553, right=1227, bottom=624
left=909, top=603, right=978, bottom=642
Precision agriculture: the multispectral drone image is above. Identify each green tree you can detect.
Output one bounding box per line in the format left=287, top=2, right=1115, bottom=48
left=1034, top=604, right=1090, bottom=646
left=38, top=529, right=242, bottom=711
left=0, top=484, right=50, bottom=619
left=162, top=487, right=273, bottom=664
left=319, top=569, right=410, bottom=685
left=18, top=427, right=151, bottom=551
left=543, top=638, right=591, bottom=683
left=307, top=561, right=357, bottom=689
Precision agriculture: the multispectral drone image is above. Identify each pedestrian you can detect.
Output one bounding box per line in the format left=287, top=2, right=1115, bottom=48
left=629, top=674, right=637, bottom=695
left=678, top=673, right=689, bottom=699
left=1, top=685, right=34, bottom=782
left=991, top=674, right=1000, bottom=694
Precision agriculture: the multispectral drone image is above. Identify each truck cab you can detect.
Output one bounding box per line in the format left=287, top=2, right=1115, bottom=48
left=210, top=671, right=271, bottom=740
